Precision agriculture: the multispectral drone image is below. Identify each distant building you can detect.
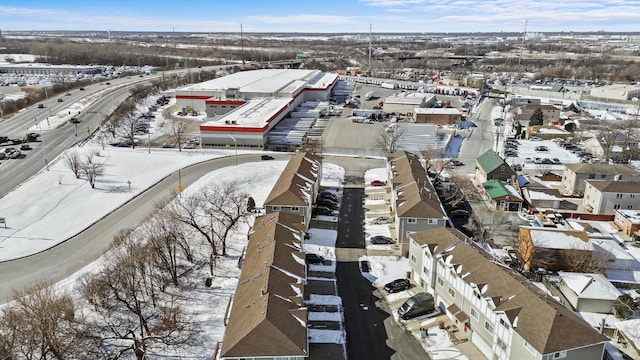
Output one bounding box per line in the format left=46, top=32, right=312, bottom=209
left=382, top=93, right=434, bottom=115
left=583, top=180, right=640, bottom=214
left=475, top=149, right=516, bottom=184
left=561, top=163, right=640, bottom=195
left=175, top=69, right=338, bottom=149
left=413, top=107, right=461, bottom=125
left=589, top=84, right=640, bottom=101
left=614, top=209, right=640, bottom=239
left=516, top=104, right=560, bottom=125
left=481, top=179, right=523, bottom=212
left=0, top=63, right=101, bottom=75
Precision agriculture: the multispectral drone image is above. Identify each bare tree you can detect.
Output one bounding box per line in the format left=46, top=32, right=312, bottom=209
left=299, top=137, right=324, bottom=156
left=81, top=152, right=106, bottom=189
left=63, top=149, right=82, bottom=178
left=168, top=118, right=189, bottom=151
left=200, top=182, right=250, bottom=256
left=80, top=231, right=191, bottom=360
left=0, top=282, right=89, bottom=360
left=465, top=209, right=512, bottom=244
left=377, top=127, right=403, bottom=155
left=143, top=212, right=193, bottom=287
left=117, top=115, right=145, bottom=149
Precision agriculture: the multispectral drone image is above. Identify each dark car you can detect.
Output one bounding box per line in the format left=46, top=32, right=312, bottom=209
left=369, top=235, right=393, bottom=244
left=451, top=159, right=464, bottom=166
left=79, top=87, right=85, bottom=91
left=57, top=98, right=64, bottom=102
left=261, top=155, right=275, bottom=160
left=535, top=146, right=549, bottom=152
left=451, top=209, right=470, bottom=217
left=305, top=253, right=325, bottom=264
left=320, top=193, right=339, bottom=202
left=384, top=278, right=411, bottom=293
left=19, top=144, right=31, bottom=151
left=314, top=206, right=337, bottom=216
left=317, top=199, right=338, bottom=210
left=37, top=104, right=45, bottom=109
left=69, top=117, right=81, bottom=124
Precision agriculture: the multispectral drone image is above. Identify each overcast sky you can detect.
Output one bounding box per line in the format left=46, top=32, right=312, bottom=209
left=1, top=1, right=640, bottom=33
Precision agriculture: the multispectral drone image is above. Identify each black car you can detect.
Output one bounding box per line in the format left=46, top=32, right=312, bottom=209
left=305, top=253, right=325, bottom=264
left=319, top=192, right=339, bottom=202
left=261, top=155, right=275, bottom=160
left=384, top=278, right=411, bottom=293
left=314, top=207, right=336, bottom=216
left=369, top=235, right=393, bottom=244
left=451, top=209, right=470, bottom=217
left=69, top=117, right=81, bottom=124
left=535, top=146, right=549, bottom=152
left=451, top=159, right=464, bottom=166
left=317, top=199, right=338, bottom=209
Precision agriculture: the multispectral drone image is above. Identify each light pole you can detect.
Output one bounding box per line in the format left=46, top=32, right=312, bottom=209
left=41, top=133, right=49, bottom=171
left=137, top=56, right=143, bottom=73
left=229, top=135, right=237, bottom=166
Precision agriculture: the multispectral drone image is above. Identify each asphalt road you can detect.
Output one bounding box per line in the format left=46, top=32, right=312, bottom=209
left=335, top=186, right=429, bottom=360
left=0, top=153, right=292, bottom=303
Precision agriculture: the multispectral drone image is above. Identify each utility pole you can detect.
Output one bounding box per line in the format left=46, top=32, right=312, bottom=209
left=240, top=23, right=244, bottom=63
left=368, top=24, right=372, bottom=74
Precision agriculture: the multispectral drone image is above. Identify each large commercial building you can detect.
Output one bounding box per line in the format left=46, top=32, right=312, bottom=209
left=175, top=69, right=338, bottom=149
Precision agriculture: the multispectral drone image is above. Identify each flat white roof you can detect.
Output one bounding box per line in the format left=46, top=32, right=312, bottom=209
left=414, top=108, right=461, bottom=115
left=616, top=209, right=640, bottom=224
left=559, top=271, right=620, bottom=300
left=181, top=69, right=322, bottom=95
left=529, top=229, right=594, bottom=250
left=203, top=97, right=290, bottom=129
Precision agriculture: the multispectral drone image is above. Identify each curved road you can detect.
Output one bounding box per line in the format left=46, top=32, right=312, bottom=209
left=0, top=153, right=384, bottom=303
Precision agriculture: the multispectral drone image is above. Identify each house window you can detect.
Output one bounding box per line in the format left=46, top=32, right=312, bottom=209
left=273, top=206, right=281, bottom=211
left=617, top=194, right=623, bottom=199
left=628, top=205, right=634, bottom=209
left=448, top=286, right=456, bottom=298
left=437, top=277, right=444, bottom=287
left=614, top=204, right=621, bottom=209
left=553, top=350, right=567, bottom=359
left=500, top=165, right=505, bottom=171
left=499, top=318, right=510, bottom=330
left=601, top=174, right=606, bottom=179
left=484, top=321, right=494, bottom=334
left=496, top=338, right=507, bottom=351
left=588, top=174, right=595, bottom=179
left=428, top=219, right=438, bottom=225
left=470, top=307, right=479, bottom=320
left=410, top=254, right=417, bottom=263
left=473, top=290, right=481, bottom=300
left=291, top=206, right=300, bottom=212
left=423, top=266, right=429, bottom=275
left=424, top=250, right=431, bottom=258
left=407, top=218, right=417, bottom=224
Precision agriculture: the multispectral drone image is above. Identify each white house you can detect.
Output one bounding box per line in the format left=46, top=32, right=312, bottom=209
left=557, top=272, right=621, bottom=313
left=583, top=180, right=640, bottom=214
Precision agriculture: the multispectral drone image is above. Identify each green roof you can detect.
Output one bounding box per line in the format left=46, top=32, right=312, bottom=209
left=476, top=149, right=506, bottom=173
left=482, top=179, right=510, bottom=199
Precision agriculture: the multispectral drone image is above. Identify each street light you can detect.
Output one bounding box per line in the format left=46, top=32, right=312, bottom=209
left=41, top=133, right=49, bottom=171
left=228, top=134, right=237, bottom=166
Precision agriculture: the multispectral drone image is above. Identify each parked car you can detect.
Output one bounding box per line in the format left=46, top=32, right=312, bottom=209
left=19, top=144, right=31, bottom=151
left=260, top=155, right=275, bottom=160
left=314, top=206, right=337, bottom=216
left=450, top=159, right=464, bottom=166
left=161, top=142, right=175, bottom=148
left=305, top=253, right=325, bottom=264
left=384, top=279, right=410, bottom=293
left=319, top=192, right=339, bottom=202
left=371, top=216, right=393, bottom=225
left=317, top=199, right=338, bottom=210
left=451, top=209, right=470, bottom=217
left=369, top=235, right=393, bottom=244
left=398, top=293, right=436, bottom=320
left=535, top=146, right=549, bottom=152
left=529, top=136, right=543, bottom=141
left=370, top=180, right=387, bottom=186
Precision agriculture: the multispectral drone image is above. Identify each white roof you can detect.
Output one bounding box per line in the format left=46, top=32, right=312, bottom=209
left=591, top=238, right=636, bottom=263
left=616, top=209, right=640, bottom=224
left=559, top=271, right=620, bottom=300
left=181, top=69, right=325, bottom=95
left=414, top=107, right=461, bottom=115
left=203, top=97, right=291, bottom=128
left=527, top=190, right=562, bottom=201
left=614, top=319, right=640, bottom=347
left=529, top=229, right=594, bottom=250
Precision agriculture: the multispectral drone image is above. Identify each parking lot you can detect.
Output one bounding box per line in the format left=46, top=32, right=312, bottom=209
left=499, top=137, right=592, bottom=173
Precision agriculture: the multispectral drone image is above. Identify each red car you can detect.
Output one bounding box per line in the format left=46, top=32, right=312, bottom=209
left=370, top=180, right=387, bottom=186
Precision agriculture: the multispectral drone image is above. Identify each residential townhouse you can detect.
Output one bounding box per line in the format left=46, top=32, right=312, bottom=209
left=583, top=180, right=640, bottom=214
left=475, top=149, right=517, bottom=185
left=408, top=228, right=608, bottom=360
left=264, top=152, right=322, bottom=227
left=481, top=179, right=523, bottom=212
left=387, top=151, right=447, bottom=254
left=220, top=212, right=308, bottom=360
left=561, top=163, right=640, bottom=196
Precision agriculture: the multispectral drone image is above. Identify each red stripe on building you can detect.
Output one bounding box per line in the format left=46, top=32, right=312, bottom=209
left=205, top=100, right=247, bottom=106
left=199, top=125, right=267, bottom=133
left=176, top=95, right=215, bottom=100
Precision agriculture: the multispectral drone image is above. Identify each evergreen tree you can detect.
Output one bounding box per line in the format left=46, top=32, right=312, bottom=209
left=529, top=107, right=544, bottom=126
